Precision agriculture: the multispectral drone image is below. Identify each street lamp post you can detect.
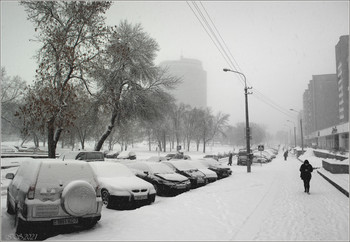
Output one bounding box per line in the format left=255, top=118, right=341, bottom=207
left=290, top=108, right=304, bottom=152
left=223, top=68, right=252, bottom=173
left=287, top=120, right=296, bottom=147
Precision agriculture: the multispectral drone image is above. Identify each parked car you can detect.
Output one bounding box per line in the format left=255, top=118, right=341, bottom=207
left=252, top=150, right=273, bottom=162
left=146, top=156, right=168, bottom=162
left=237, top=149, right=252, bottom=166
left=165, top=153, right=176, bottom=160
left=126, top=161, right=191, bottom=196
left=6, top=159, right=103, bottom=237
left=105, top=150, right=120, bottom=158
left=89, top=162, right=156, bottom=209
left=187, top=160, right=218, bottom=183
left=198, top=159, right=232, bottom=179
left=163, top=160, right=208, bottom=188
left=166, top=153, right=191, bottom=160
left=59, top=151, right=105, bottom=162
left=117, top=151, right=137, bottom=160
left=203, top=154, right=219, bottom=161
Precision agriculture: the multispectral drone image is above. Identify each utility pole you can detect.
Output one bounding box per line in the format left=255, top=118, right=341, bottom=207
left=223, top=68, right=252, bottom=173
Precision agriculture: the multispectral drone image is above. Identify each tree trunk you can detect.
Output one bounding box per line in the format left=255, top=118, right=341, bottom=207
left=47, top=119, right=57, bottom=158
left=162, top=131, right=166, bottom=152
left=202, top=138, right=206, bottom=153
left=95, top=110, right=118, bottom=151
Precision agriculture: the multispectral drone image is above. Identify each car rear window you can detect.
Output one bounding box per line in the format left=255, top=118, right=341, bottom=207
left=36, top=161, right=96, bottom=188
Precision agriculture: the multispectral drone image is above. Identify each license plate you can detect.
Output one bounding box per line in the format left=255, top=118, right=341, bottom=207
left=176, top=184, right=186, bottom=189
left=134, top=195, right=148, bottom=200
left=53, top=217, right=79, bottom=226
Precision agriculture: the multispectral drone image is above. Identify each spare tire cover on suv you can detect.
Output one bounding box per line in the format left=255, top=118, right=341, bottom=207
left=62, top=180, right=97, bottom=216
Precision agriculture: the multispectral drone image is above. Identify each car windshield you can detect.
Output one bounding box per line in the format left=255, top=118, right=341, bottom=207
left=167, top=160, right=195, bottom=171
left=90, top=162, right=134, bottom=177
left=149, top=163, right=174, bottom=174
left=189, top=160, right=206, bottom=169
left=202, top=159, right=216, bottom=166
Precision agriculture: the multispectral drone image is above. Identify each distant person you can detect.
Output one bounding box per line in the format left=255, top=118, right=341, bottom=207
left=283, top=150, right=288, bottom=160
left=299, top=160, right=319, bottom=194
left=228, top=152, right=233, bottom=166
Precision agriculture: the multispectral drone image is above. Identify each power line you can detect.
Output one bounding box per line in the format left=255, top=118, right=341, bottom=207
left=187, top=1, right=296, bottom=119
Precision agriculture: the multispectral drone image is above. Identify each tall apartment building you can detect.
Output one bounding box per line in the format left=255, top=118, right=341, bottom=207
left=303, top=35, right=349, bottom=151
left=160, top=57, right=207, bottom=108
left=303, top=74, right=339, bottom=136
left=335, top=35, right=349, bottom=124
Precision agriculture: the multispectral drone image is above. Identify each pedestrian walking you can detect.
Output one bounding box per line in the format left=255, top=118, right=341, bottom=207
left=299, top=159, right=319, bottom=194
left=283, top=150, right=288, bottom=160
left=227, top=152, right=233, bottom=166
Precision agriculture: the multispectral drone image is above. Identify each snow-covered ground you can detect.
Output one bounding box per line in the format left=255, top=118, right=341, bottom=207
left=1, top=145, right=349, bottom=241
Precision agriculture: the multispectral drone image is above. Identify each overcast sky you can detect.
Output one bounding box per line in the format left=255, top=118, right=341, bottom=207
left=1, top=1, right=349, bottom=135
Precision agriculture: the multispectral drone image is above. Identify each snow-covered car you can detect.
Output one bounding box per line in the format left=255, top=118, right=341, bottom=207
left=203, top=154, right=219, bottom=161
left=6, top=159, right=102, bottom=238
left=117, top=151, right=137, bottom=160
left=198, top=159, right=232, bottom=179
left=126, top=161, right=191, bottom=196
left=146, top=156, right=168, bottom=162
left=163, top=160, right=208, bottom=188
left=89, top=162, right=156, bottom=209
left=252, top=150, right=273, bottom=162
left=187, top=160, right=218, bottom=183
left=59, top=151, right=105, bottom=162
left=165, top=153, right=176, bottom=160
left=105, top=150, right=120, bottom=158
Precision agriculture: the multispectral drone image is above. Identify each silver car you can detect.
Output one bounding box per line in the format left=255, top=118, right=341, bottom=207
left=6, top=159, right=103, bottom=237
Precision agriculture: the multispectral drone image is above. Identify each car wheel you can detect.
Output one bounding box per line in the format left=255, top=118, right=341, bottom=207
left=101, top=189, right=111, bottom=208
left=62, top=180, right=97, bottom=216
left=153, top=184, right=160, bottom=195
left=6, top=196, right=15, bottom=215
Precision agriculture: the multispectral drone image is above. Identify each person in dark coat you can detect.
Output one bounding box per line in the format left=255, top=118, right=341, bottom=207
left=283, top=150, right=288, bottom=160
left=228, top=152, right=233, bottom=166
left=299, top=160, right=314, bottom=194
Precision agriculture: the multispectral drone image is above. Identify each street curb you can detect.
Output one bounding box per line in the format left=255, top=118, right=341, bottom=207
left=317, top=171, right=349, bottom=197
left=297, top=157, right=349, bottom=198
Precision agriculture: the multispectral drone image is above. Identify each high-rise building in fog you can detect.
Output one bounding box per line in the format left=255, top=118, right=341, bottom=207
left=160, top=57, right=207, bottom=108
left=335, top=35, right=349, bottom=124
left=303, top=74, right=338, bottom=135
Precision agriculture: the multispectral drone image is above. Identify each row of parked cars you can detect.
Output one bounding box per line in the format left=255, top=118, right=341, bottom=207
left=237, top=147, right=278, bottom=165
left=5, top=150, right=232, bottom=239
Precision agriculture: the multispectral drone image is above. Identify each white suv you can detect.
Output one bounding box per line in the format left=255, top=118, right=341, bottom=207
left=6, top=159, right=103, bottom=237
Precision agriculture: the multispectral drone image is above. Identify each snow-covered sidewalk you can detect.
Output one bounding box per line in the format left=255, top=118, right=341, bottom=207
left=1, top=153, right=348, bottom=241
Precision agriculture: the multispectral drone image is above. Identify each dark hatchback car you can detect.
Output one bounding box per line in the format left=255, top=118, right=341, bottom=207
left=126, top=161, right=191, bottom=196
left=163, top=160, right=208, bottom=188
left=199, top=159, right=232, bottom=179
left=237, top=149, right=252, bottom=166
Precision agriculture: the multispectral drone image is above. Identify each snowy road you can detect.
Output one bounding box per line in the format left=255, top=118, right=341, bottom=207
left=1, top=153, right=349, bottom=241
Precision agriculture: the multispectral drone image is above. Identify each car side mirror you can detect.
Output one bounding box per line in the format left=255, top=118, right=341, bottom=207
left=5, top=173, right=14, bottom=179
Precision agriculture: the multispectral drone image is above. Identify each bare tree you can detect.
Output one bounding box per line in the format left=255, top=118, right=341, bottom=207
left=19, top=1, right=111, bottom=157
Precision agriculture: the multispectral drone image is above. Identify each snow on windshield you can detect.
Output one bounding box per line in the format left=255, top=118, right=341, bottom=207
left=166, top=160, right=196, bottom=170
left=149, top=163, right=174, bottom=174
left=89, top=162, right=134, bottom=177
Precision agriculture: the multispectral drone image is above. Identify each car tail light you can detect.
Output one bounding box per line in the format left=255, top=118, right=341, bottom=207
left=96, top=185, right=101, bottom=197
left=27, top=186, right=35, bottom=199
